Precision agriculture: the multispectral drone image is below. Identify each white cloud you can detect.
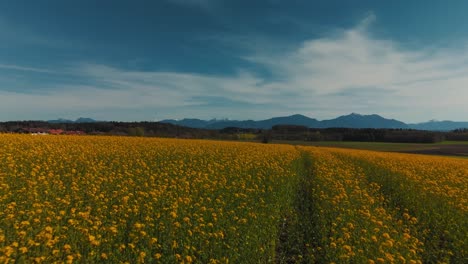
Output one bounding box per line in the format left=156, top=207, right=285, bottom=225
left=0, top=64, right=57, bottom=74
left=0, top=63, right=280, bottom=121
left=77, top=63, right=273, bottom=104
left=246, top=14, right=468, bottom=121
left=2, top=14, right=468, bottom=122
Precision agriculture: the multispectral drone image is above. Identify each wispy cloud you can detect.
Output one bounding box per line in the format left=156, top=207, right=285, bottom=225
left=2, top=14, right=468, bottom=122
left=246, top=13, right=468, bottom=120
left=0, top=64, right=57, bottom=74
left=0, top=63, right=278, bottom=120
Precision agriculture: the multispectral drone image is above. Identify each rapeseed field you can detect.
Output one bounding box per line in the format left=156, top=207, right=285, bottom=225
left=0, top=135, right=466, bottom=263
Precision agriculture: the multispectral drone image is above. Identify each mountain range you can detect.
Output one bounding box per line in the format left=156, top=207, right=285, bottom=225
left=47, top=117, right=99, bottom=123
left=46, top=114, right=468, bottom=131
left=160, top=113, right=468, bottom=131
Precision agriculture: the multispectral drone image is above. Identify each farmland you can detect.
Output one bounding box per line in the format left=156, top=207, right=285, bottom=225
left=0, top=135, right=467, bottom=263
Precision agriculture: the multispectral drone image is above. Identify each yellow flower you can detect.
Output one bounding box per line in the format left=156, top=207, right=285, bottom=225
left=382, top=233, right=391, bottom=239
left=134, top=222, right=144, bottom=229
left=3, top=246, right=14, bottom=257
left=88, top=235, right=100, bottom=246
left=343, top=245, right=352, bottom=252
left=66, top=255, right=74, bottom=264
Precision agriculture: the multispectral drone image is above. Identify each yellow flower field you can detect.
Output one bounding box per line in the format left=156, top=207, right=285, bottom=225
left=0, top=134, right=466, bottom=263
left=300, top=147, right=424, bottom=263
left=0, top=135, right=300, bottom=263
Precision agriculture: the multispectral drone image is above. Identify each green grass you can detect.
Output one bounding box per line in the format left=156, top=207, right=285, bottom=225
left=274, top=140, right=436, bottom=152
left=435, top=140, right=468, bottom=145
left=274, top=140, right=468, bottom=152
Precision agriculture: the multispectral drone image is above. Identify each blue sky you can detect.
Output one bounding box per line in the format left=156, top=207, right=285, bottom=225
left=1, top=0, right=468, bottom=122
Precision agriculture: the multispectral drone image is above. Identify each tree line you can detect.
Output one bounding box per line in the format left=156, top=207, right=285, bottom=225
left=1, top=121, right=467, bottom=143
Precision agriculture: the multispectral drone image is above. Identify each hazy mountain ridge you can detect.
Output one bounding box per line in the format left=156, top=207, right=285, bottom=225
left=45, top=114, right=468, bottom=131
left=408, top=120, right=468, bottom=131
left=319, top=113, right=407, bottom=129
left=161, top=113, right=468, bottom=131
left=48, top=117, right=98, bottom=123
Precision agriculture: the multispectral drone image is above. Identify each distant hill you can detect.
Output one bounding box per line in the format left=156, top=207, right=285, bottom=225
left=409, top=120, right=468, bottom=131
left=75, top=117, right=98, bottom=123
left=48, top=117, right=98, bottom=123
left=46, top=114, right=468, bottom=131
left=161, top=113, right=412, bottom=130
left=320, top=113, right=408, bottom=129
left=160, top=113, right=468, bottom=131
left=257, top=114, right=321, bottom=129
left=47, top=118, right=74, bottom=123
left=159, top=118, right=219, bottom=129
left=162, top=114, right=319, bottom=129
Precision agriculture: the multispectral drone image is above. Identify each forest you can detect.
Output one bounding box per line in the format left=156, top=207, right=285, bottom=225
left=1, top=121, right=468, bottom=143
